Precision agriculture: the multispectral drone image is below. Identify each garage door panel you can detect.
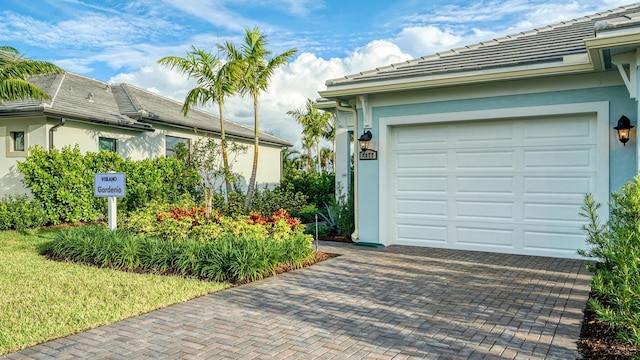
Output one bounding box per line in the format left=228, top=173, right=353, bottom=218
left=456, top=227, right=514, bottom=247
left=523, top=202, right=584, bottom=224
left=455, top=121, right=515, bottom=145
left=397, top=199, right=447, bottom=217
left=523, top=176, right=593, bottom=196
left=457, top=151, right=514, bottom=169
left=397, top=152, right=447, bottom=169
left=394, top=125, right=447, bottom=147
left=523, top=230, right=586, bottom=252
left=524, top=148, right=594, bottom=169
left=397, top=176, right=447, bottom=193
left=522, top=115, right=594, bottom=144
left=457, top=177, right=514, bottom=194
left=397, top=223, right=447, bottom=243
left=456, top=201, right=514, bottom=220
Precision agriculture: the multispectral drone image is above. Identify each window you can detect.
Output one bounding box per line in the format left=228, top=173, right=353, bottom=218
left=99, top=137, right=117, bottom=152
left=10, top=131, right=25, bottom=152
left=165, top=135, right=190, bottom=157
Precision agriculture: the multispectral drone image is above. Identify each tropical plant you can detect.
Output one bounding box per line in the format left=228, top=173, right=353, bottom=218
left=320, top=147, right=333, bottom=173
left=301, top=134, right=315, bottom=171
left=157, top=46, right=240, bottom=197
left=0, top=46, right=64, bottom=103
left=174, top=136, right=246, bottom=216
left=287, top=98, right=333, bottom=172
left=221, top=27, right=297, bottom=213
left=281, top=148, right=301, bottom=178
left=322, top=116, right=336, bottom=172
left=579, top=180, right=640, bottom=345
left=53, top=218, right=314, bottom=283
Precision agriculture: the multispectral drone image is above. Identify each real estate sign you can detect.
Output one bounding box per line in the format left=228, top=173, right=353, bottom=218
left=94, top=173, right=126, bottom=198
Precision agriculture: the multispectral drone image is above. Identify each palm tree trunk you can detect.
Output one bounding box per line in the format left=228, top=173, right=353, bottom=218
left=316, top=140, right=321, bottom=173
left=218, top=99, right=232, bottom=199
left=244, top=90, right=259, bottom=213
left=331, top=139, right=336, bottom=173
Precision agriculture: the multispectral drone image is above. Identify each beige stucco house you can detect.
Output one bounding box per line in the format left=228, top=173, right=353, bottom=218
left=0, top=72, right=291, bottom=196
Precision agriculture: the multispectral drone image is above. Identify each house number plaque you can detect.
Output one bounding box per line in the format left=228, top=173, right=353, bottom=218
left=359, top=149, right=378, bottom=160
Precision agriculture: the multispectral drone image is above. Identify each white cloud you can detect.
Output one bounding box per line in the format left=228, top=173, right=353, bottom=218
left=391, top=26, right=463, bottom=58
left=342, top=40, right=414, bottom=75
left=107, top=40, right=413, bottom=149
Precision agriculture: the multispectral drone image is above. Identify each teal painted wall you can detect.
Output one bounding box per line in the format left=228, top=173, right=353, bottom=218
left=356, top=84, right=637, bottom=245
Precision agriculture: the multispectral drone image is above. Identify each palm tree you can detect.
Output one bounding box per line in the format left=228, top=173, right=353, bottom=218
left=301, top=134, right=315, bottom=171
left=221, top=27, right=297, bottom=213
left=281, top=148, right=300, bottom=178
left=319, top=147, right=333, bottom=172
left=157, top=46, right=240, bottom=197
left=0, top=46, right=64, bottom=104
left=322, top=114, right=336, bottom=173
left=287, top=98, right=332, bottom=172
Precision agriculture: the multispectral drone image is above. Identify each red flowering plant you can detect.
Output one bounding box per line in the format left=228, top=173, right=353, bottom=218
left=246, top=209, right=304, bottom=240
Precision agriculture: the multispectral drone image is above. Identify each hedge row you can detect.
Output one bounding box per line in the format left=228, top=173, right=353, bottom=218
left=50, top=225, right=314, bottom=283
left=16, top=145, right=198, bottom=225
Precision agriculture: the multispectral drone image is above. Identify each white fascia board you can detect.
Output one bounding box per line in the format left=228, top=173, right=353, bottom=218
left=586, top=31, right=640, bottom=70
left=319, top=61, right=595, bottom=99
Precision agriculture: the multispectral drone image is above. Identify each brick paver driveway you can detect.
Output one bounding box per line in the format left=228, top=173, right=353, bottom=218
left=3, top=242, right=591, bottom=360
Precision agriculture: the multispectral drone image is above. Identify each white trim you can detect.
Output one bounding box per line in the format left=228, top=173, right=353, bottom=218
left=611, top=51, right=638, bottom=99
left=320, top=62, right=594, bottom=98
left=359, top=95, right=371, bottom=129
left=378, top=102, right=610, bottom=252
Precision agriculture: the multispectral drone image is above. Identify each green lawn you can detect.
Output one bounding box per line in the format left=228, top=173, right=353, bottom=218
left=0, top=228, right=229, bottom=356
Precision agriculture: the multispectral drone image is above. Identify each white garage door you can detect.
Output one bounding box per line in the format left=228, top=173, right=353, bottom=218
left=389, top=114, right=600, bottom=258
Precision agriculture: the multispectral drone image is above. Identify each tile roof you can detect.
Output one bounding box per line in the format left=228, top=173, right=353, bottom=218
left=0, top=72, right=291, bottom=146
left=325, top=4, right=640, bottom=88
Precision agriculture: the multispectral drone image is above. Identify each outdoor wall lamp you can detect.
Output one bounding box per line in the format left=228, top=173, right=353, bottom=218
left=358, top=130, right=373, bottom=151
left=614, top=115, right=634, bottom=146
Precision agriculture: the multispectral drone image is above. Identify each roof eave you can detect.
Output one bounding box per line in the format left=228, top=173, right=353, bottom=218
left=585, top=31, right=640, bottom=70
left=44, top=110, right=155, bottom=132
left=139, top=117, right=292, bottom=147
left=319, top=61, right=595, bottom=99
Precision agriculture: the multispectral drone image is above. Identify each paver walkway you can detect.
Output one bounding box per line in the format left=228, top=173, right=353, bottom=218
left=3, top=242, right=591, bottom=359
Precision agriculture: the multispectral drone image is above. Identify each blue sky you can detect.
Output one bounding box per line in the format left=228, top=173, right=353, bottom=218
left=0, top=0, right=632, bottom=145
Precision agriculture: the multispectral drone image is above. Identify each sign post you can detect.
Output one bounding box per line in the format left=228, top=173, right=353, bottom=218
left=94, top=173, right=126, bottom=231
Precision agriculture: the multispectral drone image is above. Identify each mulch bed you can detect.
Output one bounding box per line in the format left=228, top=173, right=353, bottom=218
left=316, top=234, right=352, bottom=243
left=577, top=293, right=639, bottom=359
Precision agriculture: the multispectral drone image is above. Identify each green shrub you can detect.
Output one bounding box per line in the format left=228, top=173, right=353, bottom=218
left=18, top=145, right=199, bottom=225
left=50, top=224, right=314, bottom=284
left=282, top=171, right=334, bottom=210
left=248, top=183, right=308, bottom=216
left=317, top=192, right=354, bottom=237
left=580, top=178, right=640, bottom=345
left=304, top=223, right=332, bottom=237
left=291, top=204, right=319, bottom=224
left=0, top=195, right=51, bottom=230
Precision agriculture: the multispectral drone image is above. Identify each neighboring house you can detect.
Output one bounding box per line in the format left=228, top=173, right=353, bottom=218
left=0, top=72, right=291, bottom=196
left=318, top=4, right=640, bottom=259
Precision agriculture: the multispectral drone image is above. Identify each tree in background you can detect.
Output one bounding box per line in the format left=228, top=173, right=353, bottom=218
left=221, top=27, right=297, bottom=213
left=0, top=46, right=64, bottom=104
left=286, top=98, right=333, bottom=172
left=175, top=137, right=246, bottom=217
left=320, top=147, right=333, bottom=173
left=322, top=117, right=336, bottom=173
left=301, top=134, right=315, bottom=171
left=157, top=46, right=241, bottom=198
left=281, top=148, right=301, bottom=178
